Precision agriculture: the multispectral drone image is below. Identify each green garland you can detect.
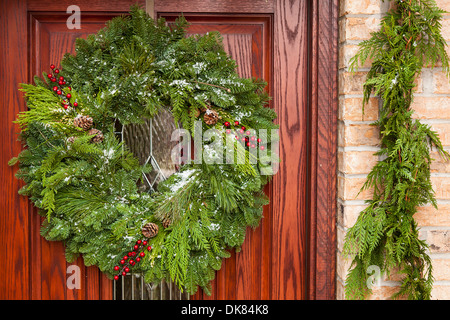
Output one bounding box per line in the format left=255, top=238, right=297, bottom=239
left=344, top=0, right=449, bottom=300
left=9, top=7, right=278, bottom=295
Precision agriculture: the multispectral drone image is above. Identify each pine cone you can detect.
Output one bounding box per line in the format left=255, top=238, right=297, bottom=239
left=67, top=136, right=76, bottom=144
left=73, top=115, right=93, bottom=131
left=162, top=218, right=172, bottom=229
left=203, top=108, right=219, bottom=125
left=88, top=128, right=104, bottom=143
left=142, top=222, right=159, bottom=238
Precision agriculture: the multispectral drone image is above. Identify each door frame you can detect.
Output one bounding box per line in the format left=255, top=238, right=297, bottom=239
left=306, top=0, right=338, bottom=300
left=0, top=0, right=338, bottom=300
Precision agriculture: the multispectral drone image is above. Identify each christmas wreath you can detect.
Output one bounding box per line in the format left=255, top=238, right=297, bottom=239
left=9, top=7, right=278, bottom=295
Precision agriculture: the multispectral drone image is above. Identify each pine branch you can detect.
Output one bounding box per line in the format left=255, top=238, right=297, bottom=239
left=344, top=0, right=449, bottom=300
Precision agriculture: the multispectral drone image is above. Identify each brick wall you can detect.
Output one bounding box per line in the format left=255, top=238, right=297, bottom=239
left=337, top=0, right=450, bottom=300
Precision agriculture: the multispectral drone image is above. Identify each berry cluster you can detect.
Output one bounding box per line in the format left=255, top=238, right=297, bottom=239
left=223, top=121, right=265, bottom=150
left=113, top=239, right=153, bottom=280
left=47, top=64, right=78, bottom=110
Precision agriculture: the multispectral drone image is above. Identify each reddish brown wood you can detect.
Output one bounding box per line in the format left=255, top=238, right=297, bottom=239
left=307, top=0, right=338, bottom=300
left=28, top=13, right=121, bottom=298
left=0, top=0, right=144, bottom=300
left=0, top=0, right=30, bottom=300
left=270, top=0, right=309, bottom=300
left=159, top=0, right=338, bottom=300
left=27, top=0, right=144, bottom=12
left=154, top=0, right=274, bottom=14
left=27, top=9, right=132, bottom=300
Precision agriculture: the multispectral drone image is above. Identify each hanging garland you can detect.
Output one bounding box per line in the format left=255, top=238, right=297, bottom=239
left=9, top=7, right=278, bottom=295
left=343, top=0, right=449, bottom=300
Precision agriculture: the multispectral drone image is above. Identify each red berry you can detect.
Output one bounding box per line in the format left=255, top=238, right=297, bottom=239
left=224, top=122, right=230, bottom=127
left=251, top=136, right=256, bottom=141
left=260, top=146, right=265, bottom=150
left=234, top=121, right=239, bottom=126
left=62, top=81, right=66, bottom=85
left=54, top=69, right=59, bottom=74
left=235, top=136, right=239, bottom=140
left=122, top=271, right=126, bottom=276
left=63, top=105, right=68, bottom=110
left=50, top=64, right=55, bottom=69
left=59, top=76, right=64, bottom=81
left=241, top=126, right=246, bottom=131
left=68, top=87, right=71, bottom=91
left=246, top=131, right=251, bottom=135
left=257, top=138, right=262, bottom=143
left=239, top=129, right=244, bottom=134
left=114, top=266, right=120, bottom=271
left=123, top=256, right=128, bottom=260
left=58, top=80, right=64, bottom=85
left=66, top=93, right=71, bottom=99
left=52, top=86, right=58, bottom=91
left=133, top=245, right=139, bottom=250
left=147, top=246, right=152, bottom=251
left=114, top=275, right=119, bottom=280
left=120, top=259, right=125, bottom=265
left=137, top=240, right=142, bottom=245
left=251, top=144, right=256, bottom=148
left=124, top=267, right=130, bottom=273
left=136, top=257, right=141, bottom=262
left=128, top=252, right=133, bottom=257
left=142, top=240, right=147, bottom=245
left=73, top=102, right=78, bottom=107
left=226, top=129, right=231, bottom=134
left=51, top=77, right=56, bottom=82
left=131, top=252, right=136, bottom=257
left=47, top=73, right=53, bottom=79
left=56, top=90, right=62, bottom=95
left=246, top=142, right=250, bottom=147
left=140, top=252, right=145, bottom=257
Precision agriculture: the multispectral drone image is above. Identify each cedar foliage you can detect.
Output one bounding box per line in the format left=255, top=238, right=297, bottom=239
left=10, top=6, right=278, bottom=295
left=343, top=0, right=449, bottom=300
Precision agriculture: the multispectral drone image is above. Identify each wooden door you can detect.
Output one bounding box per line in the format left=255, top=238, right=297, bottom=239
left=0, top=0, right=338, bottom=300
left=0, top=0, right=145, bottom=300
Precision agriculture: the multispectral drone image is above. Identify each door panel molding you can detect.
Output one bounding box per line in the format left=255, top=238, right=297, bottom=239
left=0, top=0, right=144, bottom=300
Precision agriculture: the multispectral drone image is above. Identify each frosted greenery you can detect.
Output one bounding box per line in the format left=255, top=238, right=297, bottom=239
left=344, top=0, right=449, bottom=300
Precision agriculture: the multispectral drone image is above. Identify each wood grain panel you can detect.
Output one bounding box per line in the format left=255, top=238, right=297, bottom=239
left=0, top=0, right=144, bottom=300
left=271, top=0, right=309, bottom=300
left=29, top=13, right=120, bottom=79
left=28, top=11, right=128, bottom=300
left=222, top=34, right=252, bottom=78
left=0, top=0, right=30, bottom=300
left=27, top=0, right=145, bottom=12
left=307, top=0, right=338, bottom=300
left=154, top=0, right=274, bottom=14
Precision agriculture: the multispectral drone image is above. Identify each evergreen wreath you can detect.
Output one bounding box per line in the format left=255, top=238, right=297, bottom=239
left=9, top=7, right=278, bottom=295
left=343, top=0, right=449, bottom=300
